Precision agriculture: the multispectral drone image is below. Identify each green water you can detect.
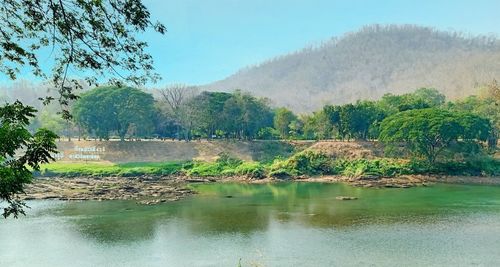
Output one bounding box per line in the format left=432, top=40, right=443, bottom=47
left=2, top=182, right=500, bottom=266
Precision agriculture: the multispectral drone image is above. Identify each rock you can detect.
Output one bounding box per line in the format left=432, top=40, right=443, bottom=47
left=186, top=179, right=207, bottom=183
left=359, top=175, right=380, bottom=180
left=336, top=196, right=358, bottom=200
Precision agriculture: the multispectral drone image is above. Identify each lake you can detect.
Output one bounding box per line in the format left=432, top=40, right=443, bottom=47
left=2, top=182, right=500, bottom=266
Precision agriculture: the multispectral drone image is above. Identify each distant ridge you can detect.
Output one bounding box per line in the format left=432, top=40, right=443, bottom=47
left=204, top=24, right=500, bottom=112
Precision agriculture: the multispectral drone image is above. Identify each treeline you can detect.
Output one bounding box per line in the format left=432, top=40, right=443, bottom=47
left=70, top=86, right=274, bottom=141
left=28, top=82, right=500, bottom=166
left=33, top=84, right=499, bottom=146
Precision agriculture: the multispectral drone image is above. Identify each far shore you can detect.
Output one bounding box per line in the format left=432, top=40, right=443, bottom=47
left=21, top=174, right=500, bottom=205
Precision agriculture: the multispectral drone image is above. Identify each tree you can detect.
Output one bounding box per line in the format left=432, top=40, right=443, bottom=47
left=0, top=0, right=163, bottom=218
left=484, top=80, right=500, bottom=103
left=37, top=105, right=67, bottom=136
left=158, top=85, right=198, bottom=139
left=413, top=88, right=446, bottom=107
left=221, top=92, right=273, bottom=139
left=301, top=112, right=331, bottom=140
left=73, top=86, right=156, bottom=140
left=189, top=92, right=233, bottom=139
left=0, top=0, right=165, bottom=116
left=447, top=80, right=500, bottom=147
left=379, top=88, right=445, bottom=115
left=1, top=101, right=58, bottom=218
left=379, top=108, right=491, bottom=164
left=273, top=108, right=296, bottom=139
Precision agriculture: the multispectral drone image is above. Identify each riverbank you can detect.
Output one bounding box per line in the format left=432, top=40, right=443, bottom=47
left=22, top=176, right=195, bottom=205
left=21, top=174, right=500, bottom=204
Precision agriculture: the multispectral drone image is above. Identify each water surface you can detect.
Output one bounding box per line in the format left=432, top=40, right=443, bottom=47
left=2, top=182, right=500, bottom=266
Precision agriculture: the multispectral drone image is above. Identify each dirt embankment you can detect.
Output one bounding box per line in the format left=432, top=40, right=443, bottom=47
left=54, top=140, right=296, bottom=163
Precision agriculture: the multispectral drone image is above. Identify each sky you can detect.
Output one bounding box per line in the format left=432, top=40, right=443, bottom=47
left=2, top=0, right=500, bottom=86
left=143, top=0, right=500, bottom=86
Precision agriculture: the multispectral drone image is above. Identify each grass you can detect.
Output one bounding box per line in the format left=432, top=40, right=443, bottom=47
left=38, top=161, right=185, bottom=177
left=36, top=151, right=499, bottom=178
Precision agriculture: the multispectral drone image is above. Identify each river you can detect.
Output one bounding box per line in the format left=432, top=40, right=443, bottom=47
left=1, top=182, right=500, bottom=266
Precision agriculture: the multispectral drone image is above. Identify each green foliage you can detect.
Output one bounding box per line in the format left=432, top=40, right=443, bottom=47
left=447, top=94, right=500, bottom=148
left=408, top=157, right=500, bottom=176
left=1, top=101, right=58, bottom=218
left=284, top=151, right=332, bottom=175
left=40, top=161, right=185, bottom=177
left=379, top=108, right=491, bottom=164
left=187, top=91, right=274, bottom=140
left=301, top=111, right=331, bottom=140
left=216, top=152, right=243, bottom=167
left=185, top=162, right=224, bottom=177
left=257, top=127, right=280, bottom=140
left=267, top=151, right=412, bottom=178
left=234, top=162, right=266, bottom=178
left=0, top=0, right=165, bottom=110
left=73, top=86, right=156, bottom=140
left=268, top=158, right=299, bottom=178
left=335, top=159, right=411, bottom=177
left=379, top=88, right=445, bottom=114
left=273, top=107, right=297, bottom=139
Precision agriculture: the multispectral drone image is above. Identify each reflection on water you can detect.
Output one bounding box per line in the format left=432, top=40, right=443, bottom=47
left=2, top=182, right=500, bottom=266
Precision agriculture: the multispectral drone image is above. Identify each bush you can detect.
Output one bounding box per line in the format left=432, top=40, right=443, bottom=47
left=216, top=152, right=242, bottom=167
left=268, top=158, right=298, bottom=178
left=337, top=159, right=411, bottom=177
left=286, top=151, right=332, bottom=175
left=235, top=162, right=265, bottom=178
left=415, top=157, right=500, bottom=176
left=185, top=162, right=223, bottom=177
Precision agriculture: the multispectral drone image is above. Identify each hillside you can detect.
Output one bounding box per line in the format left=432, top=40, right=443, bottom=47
left=204, top=25, right=500, bottom=112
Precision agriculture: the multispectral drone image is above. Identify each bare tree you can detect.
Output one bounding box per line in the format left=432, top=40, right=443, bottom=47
left=158, top=84, right=198, bottom=140
left=159, top=84, right=197, bottom=112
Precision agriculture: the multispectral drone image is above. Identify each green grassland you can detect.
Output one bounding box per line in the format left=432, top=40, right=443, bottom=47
left=37, top=149, right=500, bottom=179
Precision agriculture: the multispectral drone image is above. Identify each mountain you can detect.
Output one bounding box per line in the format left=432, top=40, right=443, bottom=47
left=204, top=25, right=500, bottom=113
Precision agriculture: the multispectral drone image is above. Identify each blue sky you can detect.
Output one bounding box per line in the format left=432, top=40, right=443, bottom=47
left=144, top=0, right=500, bottom=85
left=2, top=0, right=500, bottom=86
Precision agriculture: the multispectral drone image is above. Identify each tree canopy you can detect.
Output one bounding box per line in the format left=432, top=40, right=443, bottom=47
left=73, top=86, right=156, bottom=140
left=379, top=108, right=491, bottom=163
left=0, top=0, right=165, bottom=116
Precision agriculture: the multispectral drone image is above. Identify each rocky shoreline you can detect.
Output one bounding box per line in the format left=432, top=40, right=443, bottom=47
left=22, top=176, right=195, bottom=205
left=21, top=174, right=500, bottom=205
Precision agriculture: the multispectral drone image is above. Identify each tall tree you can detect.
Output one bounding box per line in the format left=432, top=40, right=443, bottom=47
left=158, top=85, right=198, bottom=140
left=189, top=92, right=233, bottom=139
left=73, top=86, right=156, bottom=140
left=273, top=108, right=296, bottom=139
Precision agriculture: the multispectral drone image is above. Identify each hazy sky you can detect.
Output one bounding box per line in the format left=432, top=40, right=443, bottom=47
left=2, top=0, right=500, bottom=86
left=144, top=0, right=500, bottom=85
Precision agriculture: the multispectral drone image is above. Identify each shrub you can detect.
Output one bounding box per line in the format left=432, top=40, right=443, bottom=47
left=216, top=152, right=243, bottom=167
left=235, top=162, right=265, bottom=178
left=268, top=158, right=298, bottom=178
left=335, top=159, right=411, bottom=177
left=285, top=151, right=332, bottom=175
left=185, top=162, right=223, bottom=177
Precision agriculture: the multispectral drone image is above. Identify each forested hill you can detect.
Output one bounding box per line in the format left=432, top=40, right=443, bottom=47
left=204, top=25, right=500, bottom=113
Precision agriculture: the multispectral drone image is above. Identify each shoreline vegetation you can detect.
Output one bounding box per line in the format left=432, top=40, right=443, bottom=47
left=24, top=145, right=500, bottom=204
left=11, top=86, right=500, bottom=206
